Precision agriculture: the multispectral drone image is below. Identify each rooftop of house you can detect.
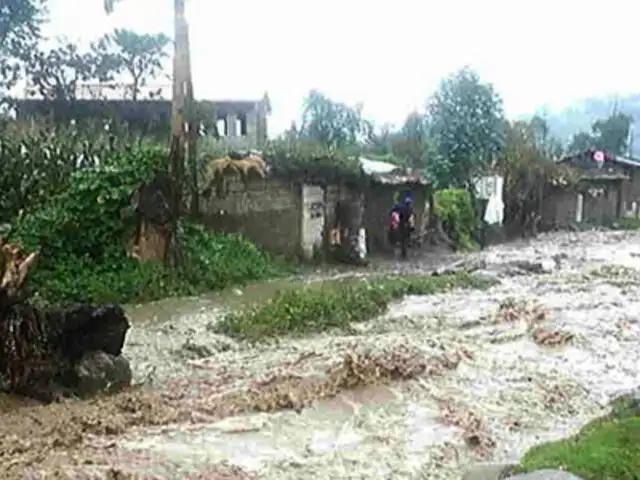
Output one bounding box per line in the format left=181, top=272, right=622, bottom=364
left=558, top=149, right=640, bottom=168
left=358, top=156, right=430, bottom=186
left=13, top=93, right=272, bottom=117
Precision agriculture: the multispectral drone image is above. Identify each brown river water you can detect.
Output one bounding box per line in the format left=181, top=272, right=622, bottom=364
left=4, top=230, right=640, bottom=479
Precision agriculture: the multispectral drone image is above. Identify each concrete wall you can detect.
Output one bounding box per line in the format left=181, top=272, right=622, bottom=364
left=199, top=176, right=428, bottom=258
left=300, top=185, right=325, bottom=259
left=583, top=184, right=620, bottom=223
left=542, top=181, right=622, bottom=228
left=199, top=177, right=355, bottom=259
left=200, top=177, right=301, bottom=256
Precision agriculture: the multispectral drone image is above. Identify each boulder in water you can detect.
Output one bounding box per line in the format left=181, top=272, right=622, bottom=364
left=74, top=351, right=132, bottom=397
left=0, top=239, right=133, bottom=402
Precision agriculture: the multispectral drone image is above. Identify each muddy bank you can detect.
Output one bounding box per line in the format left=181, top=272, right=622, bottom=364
left=4, top=231, right=640, bottom=479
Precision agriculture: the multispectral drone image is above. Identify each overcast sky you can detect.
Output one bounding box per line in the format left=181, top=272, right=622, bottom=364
left=43, top=0, right=639, bottom=135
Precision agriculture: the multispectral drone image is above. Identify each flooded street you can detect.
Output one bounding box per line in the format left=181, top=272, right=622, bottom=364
left=7, top=230, right=640, bottom=479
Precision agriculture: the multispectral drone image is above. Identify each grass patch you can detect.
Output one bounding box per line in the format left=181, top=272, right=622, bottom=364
left=598, top=216, right=640, bottom=231
left=581, top=265, right=640, bottom=289
left=513, top=394, right=640, bottom=480
left=213, top=273, right=494, bottom=342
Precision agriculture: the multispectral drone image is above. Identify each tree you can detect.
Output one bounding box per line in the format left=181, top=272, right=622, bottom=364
left=497, top=120, right=576, bottom=234
left=426, top=66, right=505, bottom=188
left=0, top=0, right=45, bottom=94
left=567, top=112, right=633, bottom=156
left=530, top=115, right=549, bottom=148
left=281, top=120, right=300, bottom=141
left=567, top=131, right=595, bottom=153
left=299, top=90, right=371, bottom=148
left=24, top=40, right=101, bottom=100
left=94, top=28, right=170, bottom=100
left=591, top=112, right=633, bottom=155
left=392, top=112, right=430, bottom=168
left=529, top=115, right=565, bottom=159
left=365, top=123, right=394, bottom=156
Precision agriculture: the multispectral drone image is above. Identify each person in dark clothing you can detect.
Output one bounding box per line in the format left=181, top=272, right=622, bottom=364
left=389, top=195, right=414, bottom=259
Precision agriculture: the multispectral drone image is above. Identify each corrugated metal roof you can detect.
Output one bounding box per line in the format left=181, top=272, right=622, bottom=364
left=358, top=156, right=430, bottom=185
left=358, top=157, right=403, bottom=175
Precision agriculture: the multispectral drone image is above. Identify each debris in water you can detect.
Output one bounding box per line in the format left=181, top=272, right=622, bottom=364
left=491, top=297, right=549, bottom=326
left=190, top=345, right=470, bottom=418
left=439, top=400, right=495, bottom=456
left=531, top=328, right=575, bottom=347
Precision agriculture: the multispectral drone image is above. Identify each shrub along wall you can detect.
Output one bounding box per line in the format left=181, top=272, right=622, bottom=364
left=1, top=127, right=287, bottom=306
left=434, top=188, right=480, bottom=250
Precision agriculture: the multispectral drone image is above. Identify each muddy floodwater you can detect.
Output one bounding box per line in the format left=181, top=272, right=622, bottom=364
left=5, top=230, right=640, bottom=479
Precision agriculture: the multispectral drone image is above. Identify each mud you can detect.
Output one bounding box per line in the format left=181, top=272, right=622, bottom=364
left=3, top=231, right=640, bottom=479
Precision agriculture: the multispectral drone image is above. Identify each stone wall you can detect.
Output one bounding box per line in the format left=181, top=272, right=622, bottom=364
left=200, top=177, right=301, bottom=256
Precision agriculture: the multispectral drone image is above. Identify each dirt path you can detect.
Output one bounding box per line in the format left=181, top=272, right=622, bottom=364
left=3, top=231, right=640, bottom=479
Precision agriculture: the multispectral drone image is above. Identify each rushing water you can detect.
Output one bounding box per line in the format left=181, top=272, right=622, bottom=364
left=13, top=231, right=640, bottom=479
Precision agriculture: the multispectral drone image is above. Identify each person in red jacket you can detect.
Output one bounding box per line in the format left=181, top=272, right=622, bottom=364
left=388, top=194, right=414, bottom=259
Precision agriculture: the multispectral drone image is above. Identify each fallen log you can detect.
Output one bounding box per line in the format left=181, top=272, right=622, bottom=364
left=0, top=239, right=131, bottom=402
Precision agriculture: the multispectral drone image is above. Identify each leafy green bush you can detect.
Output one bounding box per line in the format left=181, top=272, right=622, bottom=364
left=27, top=225, right=286, bottom=306
left=8, top=138, right=286, bottom=306
left=214, top=273, right=494, bottom=342
left=434, top=188, right=480, bottom=250
left=13, top=145, right=165, bottom=262
left=178, top=222, right=288, bottom=292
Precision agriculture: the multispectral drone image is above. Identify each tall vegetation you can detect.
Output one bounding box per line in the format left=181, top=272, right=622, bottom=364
left=0, top=127, right=285, bottom=305
left=497, top=121, right=579, bottom=232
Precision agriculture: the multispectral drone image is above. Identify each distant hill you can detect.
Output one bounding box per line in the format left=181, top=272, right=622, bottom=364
left=526, top=93, right=640, bottom=157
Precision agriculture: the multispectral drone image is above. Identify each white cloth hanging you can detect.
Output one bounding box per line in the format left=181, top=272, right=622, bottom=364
left=481, top=176, right=504, bottom=225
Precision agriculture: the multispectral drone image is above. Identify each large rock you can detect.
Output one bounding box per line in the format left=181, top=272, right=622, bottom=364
left=59, top=304, right=130, bottom=360
left=462, top=463, right=516, bottom=480
left=74, top=351, right=132, bottom=397
left=506, top=470, right=584, bottom=480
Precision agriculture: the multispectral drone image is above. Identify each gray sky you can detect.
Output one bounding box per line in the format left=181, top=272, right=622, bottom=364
left=43, top=0, right=639, bottom=135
